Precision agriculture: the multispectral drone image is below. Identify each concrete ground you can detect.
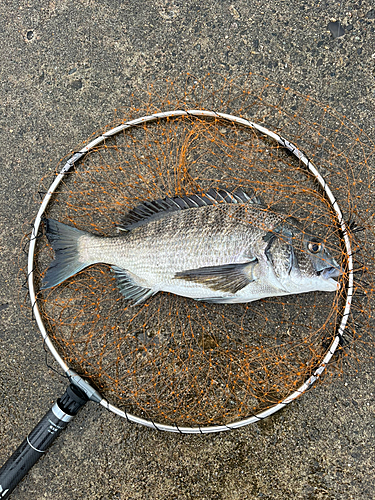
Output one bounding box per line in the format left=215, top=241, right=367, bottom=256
left=0, top=1, right=374, bottom=499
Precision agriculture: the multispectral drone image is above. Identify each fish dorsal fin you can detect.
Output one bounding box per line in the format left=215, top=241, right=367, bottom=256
left=118, top=188, right=264, bottom=231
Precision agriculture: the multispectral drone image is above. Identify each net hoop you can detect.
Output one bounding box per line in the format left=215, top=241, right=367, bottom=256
left=28, top=109, right=353, bottom=434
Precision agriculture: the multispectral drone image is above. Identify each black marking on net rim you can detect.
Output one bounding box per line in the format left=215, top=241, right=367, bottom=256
left=27, top=108, right=355, bottom=434
left=23, top=224, right=44, bottom=255
left=43, top=338, right=69, bottom=379
left=30, top=288, right=38, bottom=322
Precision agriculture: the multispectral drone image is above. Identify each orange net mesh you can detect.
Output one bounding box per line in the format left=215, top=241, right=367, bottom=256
left=29, top=74, right=374, bottom=426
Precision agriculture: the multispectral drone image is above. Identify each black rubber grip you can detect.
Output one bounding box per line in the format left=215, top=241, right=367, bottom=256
left=0, top=384, right=88, bottom=499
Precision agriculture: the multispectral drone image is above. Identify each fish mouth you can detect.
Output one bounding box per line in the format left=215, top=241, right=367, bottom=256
left=317, top=267, right=342, bottom=279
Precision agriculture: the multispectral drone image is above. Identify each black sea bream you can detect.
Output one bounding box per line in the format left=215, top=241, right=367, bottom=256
left=42, top=189, right=341, bottom=304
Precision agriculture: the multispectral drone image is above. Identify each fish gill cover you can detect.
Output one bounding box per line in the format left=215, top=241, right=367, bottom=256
left=24, top=73, right=374, bottom=427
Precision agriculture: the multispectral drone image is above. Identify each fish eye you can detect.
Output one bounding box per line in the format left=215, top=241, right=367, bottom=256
left=308, top=241, right=322, bottom=254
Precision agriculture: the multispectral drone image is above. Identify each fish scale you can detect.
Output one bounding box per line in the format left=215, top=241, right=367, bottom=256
left=115, top=204, right=266, bottom=276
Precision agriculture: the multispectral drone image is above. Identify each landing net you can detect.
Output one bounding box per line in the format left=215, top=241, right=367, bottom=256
left=26, top=74, right=374, bottom=431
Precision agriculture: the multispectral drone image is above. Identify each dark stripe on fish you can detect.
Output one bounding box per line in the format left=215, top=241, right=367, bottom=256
left=263, top=231, right=298, bottom=276
left=264, top=233, right=278, bottom=267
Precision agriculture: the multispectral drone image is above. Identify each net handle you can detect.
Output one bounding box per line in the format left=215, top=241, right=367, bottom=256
left=28, top=109, right=353, bottom=433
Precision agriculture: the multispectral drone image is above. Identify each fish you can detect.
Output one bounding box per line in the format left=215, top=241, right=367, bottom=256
left=41, top=188, right=341, bottom=305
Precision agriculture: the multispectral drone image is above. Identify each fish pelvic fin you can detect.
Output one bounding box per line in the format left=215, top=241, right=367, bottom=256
left=117, top=188, right=264, bottom=232
left=41, top=219, right=92, bottom=289
left=174, top=259, right=258, bottom=295
left=111, top=266, right=155, bottom=305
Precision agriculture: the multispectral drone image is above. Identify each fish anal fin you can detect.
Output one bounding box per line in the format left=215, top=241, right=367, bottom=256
left=174, top=260, right=258, bottom=294
left=111, top=266, right=154, bottom=305
left=195, top=296, right=238, bottom=304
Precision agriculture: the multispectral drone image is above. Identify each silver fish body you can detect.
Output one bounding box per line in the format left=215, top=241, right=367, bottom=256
left=42, top=189, right=341, bottom=304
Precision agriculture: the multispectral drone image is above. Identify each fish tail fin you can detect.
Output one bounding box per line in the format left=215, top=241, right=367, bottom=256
left=41, top=219, right=92, bottom=289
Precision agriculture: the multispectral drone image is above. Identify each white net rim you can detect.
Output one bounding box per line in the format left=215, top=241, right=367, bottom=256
left=27, top=109, right=354, bottom=434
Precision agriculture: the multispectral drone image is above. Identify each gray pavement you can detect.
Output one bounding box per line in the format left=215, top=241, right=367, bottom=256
left=0, top=1, right=374, bottom=499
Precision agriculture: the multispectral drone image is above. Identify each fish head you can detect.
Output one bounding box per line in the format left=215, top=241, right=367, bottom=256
left=288, top=230, right=342, bottom=293
left=296, top=232, right=342, bottom=290
left=265, top=221, right=342, bottom=294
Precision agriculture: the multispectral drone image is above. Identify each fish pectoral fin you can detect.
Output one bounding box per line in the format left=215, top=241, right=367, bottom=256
left=174, top=259, right=258, bottom=294
left=111, top=266, right=155, bottom=305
